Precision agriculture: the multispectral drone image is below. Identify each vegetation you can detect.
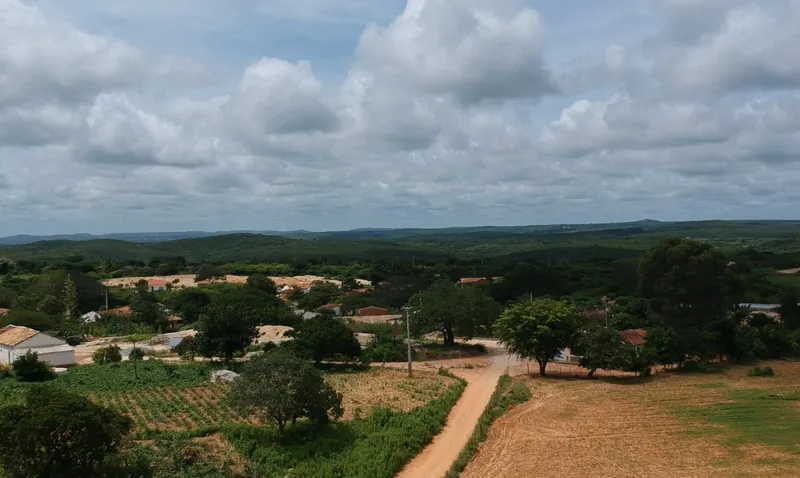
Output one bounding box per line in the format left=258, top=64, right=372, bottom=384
left=407, top=280, right=501, bottom=345
left=445, top=376, right=531, bottom=478
left=196, top=305, right=259, bottom=363
left=0, top=386, right=132, bottom=478
left=229, top=348, right=343, bottom=434
left=92, top=345, right=123, bottom=364
left=576, top=326, right=638, bottom=377
left=748, top=366, right=776, bottom=377
left=289, top=315, right=362, bottom=365
left=494, top=299, right=578, bottom=375
left=12, top=352, right=54, bottom=383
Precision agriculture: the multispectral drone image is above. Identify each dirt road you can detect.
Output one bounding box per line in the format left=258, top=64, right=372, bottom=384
left=395, top=352, right=512, bottom=478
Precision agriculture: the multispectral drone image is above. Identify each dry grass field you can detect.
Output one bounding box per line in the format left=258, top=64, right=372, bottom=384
left=462, top=361, right=800, bottom=478
left=92, top=368, right=457, bottom=432
left=102, top=274, right=346, bottom=289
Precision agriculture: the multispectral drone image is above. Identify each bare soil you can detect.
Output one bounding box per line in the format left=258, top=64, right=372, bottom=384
left=461, top=361, right=800, bottom=478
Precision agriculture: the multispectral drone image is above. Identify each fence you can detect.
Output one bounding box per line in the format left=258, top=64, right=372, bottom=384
left=512, top=360, right=641, bottom=379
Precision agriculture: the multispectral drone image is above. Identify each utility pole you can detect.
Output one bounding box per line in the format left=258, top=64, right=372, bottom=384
left=404, top=307, right=412, bottom=377
left=104, top=287, right=109, bottom=310
left=132, top=339, right=138, bottom=379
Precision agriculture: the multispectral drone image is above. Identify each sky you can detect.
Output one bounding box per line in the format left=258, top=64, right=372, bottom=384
left=1, top=0, right=800, bottom=235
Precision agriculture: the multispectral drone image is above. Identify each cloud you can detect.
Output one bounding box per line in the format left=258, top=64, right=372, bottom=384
left=74, top=93, right=218, bottom=168
left=222, top=58, right=340, bottom=154
left=0, top=0, right=144, bottom=109
left=355, top=0, right=556, bottom=104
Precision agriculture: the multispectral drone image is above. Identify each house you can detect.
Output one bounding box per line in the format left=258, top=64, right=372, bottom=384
left=0, top=308, right=9, bottom=317
left=321, top=304, right=342, bottom=316
left=167, top=315, right=183, bottom=330
left=81, top=311, right=102, bottom=324
left=459, top=278, right=491, bottom=287
left=356, top=306, right=389, bottom=317
left=0, top=325, right=75, bottom=366
left=148, top=279, right=169, bottom=292
left=620, top=329, right=648, bottom=350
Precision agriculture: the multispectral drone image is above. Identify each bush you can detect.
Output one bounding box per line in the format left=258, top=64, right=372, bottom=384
left=363, top=333, right=407, bottom=363
left=747, top=366, right=775, bottom=377
left=174, top=336, right=198, bottom=361
left=12, top=351, right=54, bottom=382
left=128, top=347, right=146, bottom=361
left=93, top=345, right=123, bottom=364
left=0, top=364, right=11, bottom=379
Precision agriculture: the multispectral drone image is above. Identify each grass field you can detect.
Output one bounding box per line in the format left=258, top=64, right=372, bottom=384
left=461, top=361, right=800, bottom=478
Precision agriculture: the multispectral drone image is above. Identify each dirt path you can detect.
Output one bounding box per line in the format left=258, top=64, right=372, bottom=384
left=395, top=354, right=511, bottom=478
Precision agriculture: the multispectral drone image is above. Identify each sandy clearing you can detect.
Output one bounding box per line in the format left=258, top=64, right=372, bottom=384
left=101, top=274, right=350, bottom=289
left=395, top=354, right=512, bottom=478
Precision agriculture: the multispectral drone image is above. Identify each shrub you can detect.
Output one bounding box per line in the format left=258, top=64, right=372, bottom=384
left=12, top=351, right=54, bottom=382
left=128, top=347, right=146, bottom=361
left=174, top=336, right=198, bottom=361
left=0, top=386, right=132, bottom=477
left=747, top=366, right=775, bottom=377
left=93, top=345, right=123, bottom=364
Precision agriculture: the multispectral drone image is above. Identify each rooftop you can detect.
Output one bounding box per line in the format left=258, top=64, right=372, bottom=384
left=0, top=308, right=10, bottom=317
left=0, top=325, right=41, bottom=347
left=620, top=329, right=648, bottom=347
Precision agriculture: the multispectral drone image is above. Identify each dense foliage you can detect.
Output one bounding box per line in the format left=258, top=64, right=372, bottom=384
left=12, top=351, right=54, bottom=383
left=196, top=304, right=259, bottom=363
left=229, top=348, right=343, bottom=433
left=289, top=315, right=362, bottom=365
left=92, top=345, right=123, bottom=364
left=494, top=299, right=578, bottom=375
left=0, top=386, right=132, bottom=478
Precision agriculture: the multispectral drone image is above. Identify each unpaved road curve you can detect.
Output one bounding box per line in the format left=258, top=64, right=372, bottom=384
left=395, top=354, right=511, bottom=478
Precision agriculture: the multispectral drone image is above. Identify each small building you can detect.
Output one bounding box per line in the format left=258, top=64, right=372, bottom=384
left=459, top=278, right=491, bottom=287
left=620, top=329, right=648, bottom=350
left=148, top=279, right=169, bottom=292
left=81, top=311, right=102, bottom=324
left=356, top=306, right=389, bottom=317
left=0, top=325, right=75, bottom=366
left=167, top=315, right=183, bottom=331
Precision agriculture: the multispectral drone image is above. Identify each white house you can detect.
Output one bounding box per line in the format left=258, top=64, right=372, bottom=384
left=148, top=279, right=169, bottom=292
left=0, top=325, right=75, bottom=367
left=82, top=311, right=102, bottom=323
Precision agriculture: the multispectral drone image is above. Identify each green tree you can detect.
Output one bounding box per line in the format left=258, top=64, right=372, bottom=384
left=195, top=265, right=225, bottom=282
left=406, top=280, right=502, bottom=346
left=174, top=336, right=198, bottom=361
left=779, top=292, right=800, bottom=330
left=36, top=295, right=63, bottom=317
left=0, top=386, right=132, bottom=478
left=246, top=274, right=278, bottom=295
left=12, top=351, right=54, bottom=382
left=638, top=238, right=744, bottom=330
left=0, top=258, right=15, bottom=275
left=61, top=274, right=79, bottom=321
left=290, top=315, right=361, bottom=365
left=296, top=282, right=342, bottom=311
left=131, top=290, right=168, bottom=331
left=576, top=326, right=635, bottom=377
left=228, top=348, right=343, bottom=434
left=162, top=288, right=211, bottom=324
left=493, top=298, right=578, bottom=376
left=92, top=345, right=122, bottom=364
left=196, top=304, right=259, bottom=363
left=0, top=310, right=58, bottom=331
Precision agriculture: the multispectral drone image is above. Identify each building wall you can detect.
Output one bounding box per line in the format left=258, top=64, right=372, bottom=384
left=357, top=307, right=389, bottom=317
left=37, top=350, right=75, bottom=367
left=0, top=345, right=12, bottom=365
left=17, top=334, right=64, bottom=349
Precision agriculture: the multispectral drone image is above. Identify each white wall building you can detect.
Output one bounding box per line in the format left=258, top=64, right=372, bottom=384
left=82, top=311, right=102, bottom=323
left=0, top=325, right=76, bottom=367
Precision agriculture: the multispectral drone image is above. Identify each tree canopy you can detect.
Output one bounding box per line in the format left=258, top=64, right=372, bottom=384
left=493, top=298, right=578, bottom=376
left=406, top=280, right=502, bottom=345
left=0, top=386, right=132, bottom=478
left=229, top=348, right=343, bottom=434
left=196, top=304, right=259, bottom=363
left=290, top=315, right=362, bottom=365
left=575, top=326, right=635, bottom=377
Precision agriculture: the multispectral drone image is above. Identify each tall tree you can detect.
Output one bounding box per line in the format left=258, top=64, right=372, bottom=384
left=0, top=386, right=132, bottom=478
left=289, top=315, right=361, bottom=365
left=196, top=304, right=259, bottom=363
left=576, top=326, right=635, bottom=377
left=61, top=274, right=79, bottom=321
left=638, top=238, right=744, bottom=330
left=229, top=348, right=343, bottom=434
left=406, top=280, right=502, bottom=345
left=493, top=298, right=578, bottom=376
left=779, top=292, right=800, bottom=330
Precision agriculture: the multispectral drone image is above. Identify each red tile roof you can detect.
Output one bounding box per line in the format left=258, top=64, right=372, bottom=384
left=620, top=329, right=647, bottom=347
left=0, top=325, right=40, bottom=347
left=459, top=278, right=490, bottom=285
left=0, top=308, right=10, bottom=317
left=101, top=306, right=133, bottom=317
left=148, top=279, right=169, bottom=287
left=322, top=304, right=340, bottom=309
